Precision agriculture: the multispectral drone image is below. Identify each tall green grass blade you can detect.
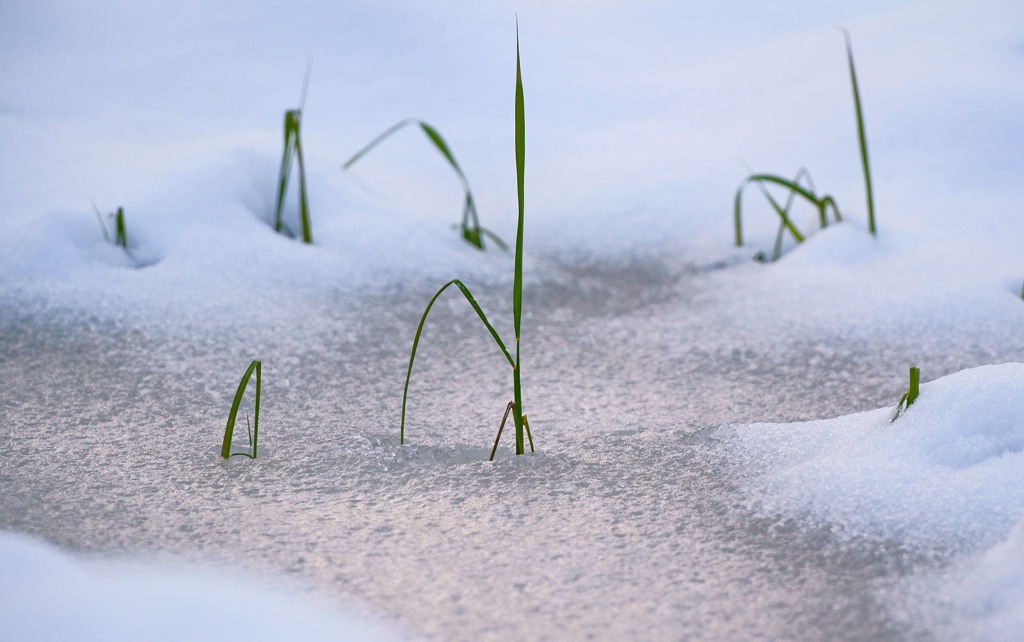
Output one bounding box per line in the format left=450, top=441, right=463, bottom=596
left=842, top=29, right=876, bottom=236
left=400, top=279, right=514, bottom=445
left=511, top=22, right=527, bottom=455
left=221, top=359, right=262, bottom=459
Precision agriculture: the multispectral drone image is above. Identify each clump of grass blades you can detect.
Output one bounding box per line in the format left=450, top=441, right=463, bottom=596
left=400, top=25, right=532, bottom=459
left=734, top=29, right=875, bottom=260
left=221, top=359, right=261, bottom=459
left=93, top=203, right=129, bottom=251
left=274, top=70, right=312, bottom=244
left=343, top=119, right=507, bottom=251
left=891, top=366, right=920, bottom=422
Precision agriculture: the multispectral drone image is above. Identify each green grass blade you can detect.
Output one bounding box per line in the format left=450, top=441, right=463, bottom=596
left=513, top=27, right=526, bottom=342
left=479, top=228, right=509, bottom=252
left=343, top=118, right=504, bottom=250
left=737, top=175, right=809, bottom=244
left=221, top=359, right=262, bottom=459
left=419, top=121, right=467, bottom=181
left=294, top=121, right=312, bottom=244
left=891, top=366, right=920, bottom=422
left=400, top=279, right=514, bottom=445
left=274, top=112, right=298, bottom=233
left=843, top=29, right=876, bottom=236
left=114, top=207, right=127, bottom=249
left=512, top=22, right=527, bottom=455
left=342, top=119, right=417, bottom=169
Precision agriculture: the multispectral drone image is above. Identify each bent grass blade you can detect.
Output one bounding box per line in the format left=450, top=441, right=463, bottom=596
left=343, top=119, right=507, bottom=250
left=221, top=359, right=262, bottom=459
left=400, top=279, right=514, bottom=445
left=733, top=30, right=873, bottom=258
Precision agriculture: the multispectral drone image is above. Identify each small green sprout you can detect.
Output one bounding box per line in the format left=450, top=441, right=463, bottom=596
left=221, top=359, right=262, bottom=459
left=274, top=68, right=312, bottom=244
left=401, top=25, right=533, bottom=458
left=93, top=203, right=129, bottom=251
left=343, top=119, right=507, bottom=251
left=734, top=28, right=875, bottom=260
left=891, top=366, right=920, bottom=422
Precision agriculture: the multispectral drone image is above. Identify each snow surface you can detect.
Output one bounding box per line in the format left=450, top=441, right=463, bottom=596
left=2, top=0, right=1024, bottom=640
left=0, top=532, right=398, bottom=642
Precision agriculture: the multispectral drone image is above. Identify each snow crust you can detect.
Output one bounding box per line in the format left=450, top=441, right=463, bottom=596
left=2, top=0, right=1024, bottom=640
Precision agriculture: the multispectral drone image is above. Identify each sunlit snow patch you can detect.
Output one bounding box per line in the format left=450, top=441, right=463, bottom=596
left=0, top=532, right=397, bottom=642
left=715, top=362, right=1024, bottom=549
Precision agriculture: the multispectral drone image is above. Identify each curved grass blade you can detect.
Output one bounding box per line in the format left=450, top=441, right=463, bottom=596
left=512, top=21, right=527, bottom=455
left=735, top=174, right=808, bottom=246
left=221, top=359, right=262, bottom=459
left=400, top=279, right=514, bottom=445
left=343, top=119, right=505, bottom=251
left=842, top=28, right=876, bottom=236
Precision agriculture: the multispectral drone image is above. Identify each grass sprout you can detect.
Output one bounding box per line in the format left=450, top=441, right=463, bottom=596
left=891, top=366, right=920, bottom=422
left=343, top=119, right=507, bottom=251
left=400, top=25, right=532, bottom=457
left=93, top=203, right=129, bottom=251
left=274, top=69, right=312, bottom=244
left=221, top=359, right=262, bottom=459
left=734, top=29, right=875, bottom=259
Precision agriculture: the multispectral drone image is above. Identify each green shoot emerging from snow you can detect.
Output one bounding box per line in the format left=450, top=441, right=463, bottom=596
left=734, top=29, right=875, bottom=260
left=94, top=204, right=129, bottom=251
left=221, top=359, right=262, bottom=459
left=400, top=26, right=532, bottom=458
left=343, top=119, right=507, bottom=251
left=274, top=68, right=313, bottom=243
left=891, top=366, right=920, bottom=422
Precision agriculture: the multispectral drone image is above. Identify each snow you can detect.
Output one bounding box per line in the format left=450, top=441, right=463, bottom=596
left=2, top=0, right=1024, bottom=640
left=0, top=532, right=398, bottom=642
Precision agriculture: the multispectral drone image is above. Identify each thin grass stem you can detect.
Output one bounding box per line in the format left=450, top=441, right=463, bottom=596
left=842, top=28, right=876, bottom=236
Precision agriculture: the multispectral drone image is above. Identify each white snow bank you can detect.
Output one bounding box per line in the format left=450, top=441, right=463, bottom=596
left=0, top=532, right=397, bottom=642
left=717, top=362, right=1024, bottom=548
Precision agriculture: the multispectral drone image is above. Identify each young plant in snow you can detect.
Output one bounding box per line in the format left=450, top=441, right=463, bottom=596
left=891, top=366, right=920, bottom=422
left=343, top=120, right=507, bottom=251
left=93, top=204, right=129, bottom=252
left=734, top=29, right=876, bottom=260
left=401, top=28, right=533, bottom=459
left=221, top=359, right=262, bottom=459
left=274, top=70, right=312, bottom=243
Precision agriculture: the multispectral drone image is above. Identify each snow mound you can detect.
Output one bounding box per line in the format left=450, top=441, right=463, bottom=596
left=0, top=532, right=396, bottom=642
left=717, top=362, right=1024, bottom=548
